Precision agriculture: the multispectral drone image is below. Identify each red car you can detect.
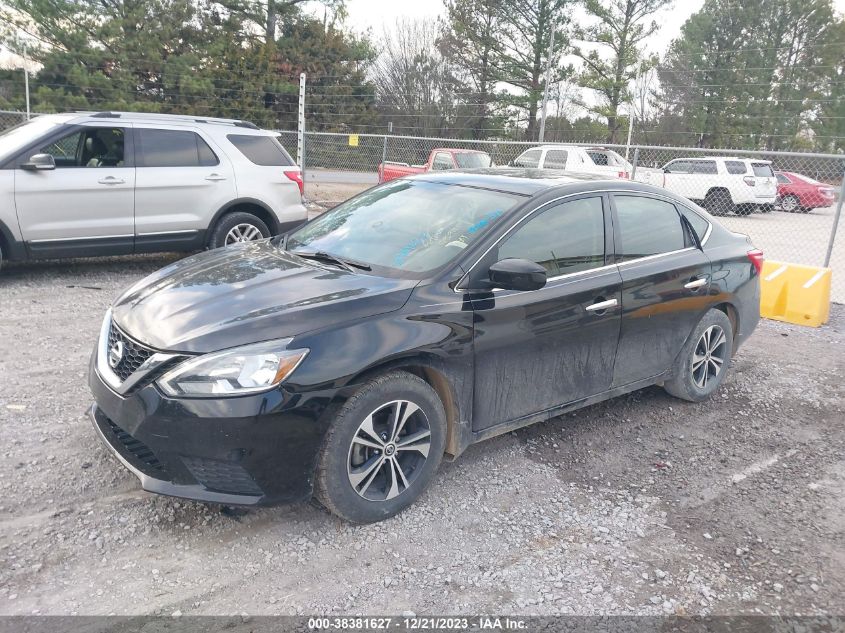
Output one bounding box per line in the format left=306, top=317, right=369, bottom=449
left=378, top=148, right=492, bottom=183
left=775, top=171, right=836, bottom=213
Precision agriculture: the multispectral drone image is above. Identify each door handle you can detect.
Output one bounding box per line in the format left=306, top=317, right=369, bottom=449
left=684, top=277, right=708, bottom=290
left=205, top=174, right=227, bottom=181
left=585, top=298, right=618, bottom=312
left=98, top=177, right=124, bottom=185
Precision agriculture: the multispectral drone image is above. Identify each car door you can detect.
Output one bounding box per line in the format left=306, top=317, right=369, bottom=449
left=610, top=193, right=712, bottom=387
left=469, top=194, right=623, bottom=431
left=133, top=126, right=236, bottom=249
left=14, top=123, right=135, bottom=256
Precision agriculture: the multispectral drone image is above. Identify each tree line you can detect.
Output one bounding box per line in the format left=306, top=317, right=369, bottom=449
left=1, top=0, right=843, bottom=152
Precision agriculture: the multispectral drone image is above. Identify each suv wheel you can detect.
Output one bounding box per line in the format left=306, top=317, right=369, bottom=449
left=664, top=308, right=734, bottom=402
left=315, top=371, right=446, bottom=524
left=704, top=190, right=735, bottom=216
left=209, top=212, right=271, bottom=249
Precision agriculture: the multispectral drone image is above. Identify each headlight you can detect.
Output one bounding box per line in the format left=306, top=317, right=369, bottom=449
left=157, top=339, right=308, bottom=397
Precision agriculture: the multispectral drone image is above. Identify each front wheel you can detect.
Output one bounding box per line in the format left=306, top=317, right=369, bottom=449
left=315, top=371, right=447, bottom=524
left=664, top=309, right=734, bottom=402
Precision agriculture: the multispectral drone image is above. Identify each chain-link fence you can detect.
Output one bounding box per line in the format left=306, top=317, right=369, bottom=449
left=2, top=112, right=843, bottom=303
left=286, top=131, right=844, bottom=303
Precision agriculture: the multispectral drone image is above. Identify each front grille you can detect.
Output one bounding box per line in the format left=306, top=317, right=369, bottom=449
left=182, top=457, right=263, bottom=496
left=107, top=321, right=155, bottom=382
left=105, top=419, right=166, bottom=474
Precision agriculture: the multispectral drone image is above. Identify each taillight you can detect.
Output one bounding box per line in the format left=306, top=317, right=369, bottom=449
left=743, top=176, right=756, bottom=187
left=747, top=249, right=764, bottom=275
left=284, top=170, right=304, bottom=196
left=618, top=171, right=629, bottom=179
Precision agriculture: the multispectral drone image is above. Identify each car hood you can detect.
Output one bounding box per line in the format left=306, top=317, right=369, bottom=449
left=112, top=242, right=417, bottom=354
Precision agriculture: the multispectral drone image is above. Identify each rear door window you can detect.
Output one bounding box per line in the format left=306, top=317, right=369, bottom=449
left=613, top=195, right=686, bottom=261
left=544, top=150, right=568, bottom=169
left=137, top=128, right=218, bottom=167
left=227, top=134, right=294, bottom=166
left=691, top=161, right=718, bottom=174
left=725, top=161, right=747, bottom=175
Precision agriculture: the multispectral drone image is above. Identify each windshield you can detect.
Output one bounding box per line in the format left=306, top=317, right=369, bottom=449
left=0, top=117, right=61, bottom=158
left=454, top=152, right=492, bottom=169
left=286, top=179, right=522, bottom=276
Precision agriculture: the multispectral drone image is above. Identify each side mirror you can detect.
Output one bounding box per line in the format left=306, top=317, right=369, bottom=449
left=21, top=154, right=56, bottom=171
left=488, top=258, right=547, bottom=292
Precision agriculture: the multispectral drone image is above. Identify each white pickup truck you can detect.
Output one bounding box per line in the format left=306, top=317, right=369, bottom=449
left=634, top=157, right=777, bottom=215
left=512, top=145, right=633, bottom=179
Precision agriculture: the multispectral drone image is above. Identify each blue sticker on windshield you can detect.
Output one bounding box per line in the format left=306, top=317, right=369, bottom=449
left=467, top=209, right=504, bottom=234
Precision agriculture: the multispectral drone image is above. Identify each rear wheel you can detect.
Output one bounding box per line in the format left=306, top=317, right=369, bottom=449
left=664, top=308, right=734, bottom=402
left=315, top=371, right=446, bottom=524
left=780, top=194, right=800, bottom=213
left=208, top=212, right=271, bottom=249
left=705, top=190, right=735, bottom=216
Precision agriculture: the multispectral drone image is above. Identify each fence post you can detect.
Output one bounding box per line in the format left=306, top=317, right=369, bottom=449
left=631, top=148, right=640, bottom=180
left=297, top=72, right=306, bottom=179
left=823, top=164, right=845, bottom=268
left=23, top=44, right=30, bottom=120
left=379, top=122, right=392, bottom=184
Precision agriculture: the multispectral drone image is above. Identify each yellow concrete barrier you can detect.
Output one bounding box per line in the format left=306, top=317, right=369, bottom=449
left=760, top=260, right=832, bottom=327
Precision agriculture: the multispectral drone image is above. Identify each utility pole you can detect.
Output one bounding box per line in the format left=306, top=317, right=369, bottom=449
left=23, top=43, right=30, bottom=120
left=538, top=20, right=556, bottom=143
left=624, top=65, right=641, bottom=160
left=297, top=73, right=306, bottom=177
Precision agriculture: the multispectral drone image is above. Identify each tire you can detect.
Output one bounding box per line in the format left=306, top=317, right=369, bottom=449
left=208, top=212, right=271, bottom=249
left=780, top=194, right=800, bottom=213
left=315, top=371, right=447, bottom=524
left=759, top=204, right=773, bottom=214
left=664, top=308, right=734, bottom=403
left=704, top=190, right=735, bottom=216
left=0, top=243, right=3, bottom=273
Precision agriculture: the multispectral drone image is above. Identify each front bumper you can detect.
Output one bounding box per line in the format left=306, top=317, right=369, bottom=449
left=88, top=350, right=339, bottom=506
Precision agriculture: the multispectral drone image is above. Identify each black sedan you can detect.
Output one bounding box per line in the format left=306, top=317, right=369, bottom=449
left=88, top=170, right=762, bottom=523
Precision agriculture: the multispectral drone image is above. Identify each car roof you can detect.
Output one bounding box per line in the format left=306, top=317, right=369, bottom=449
left=432, top=148, right=488, bottom=153
left=59, top=111, right=268, bottom=132
left=406, top=168, right=634, bottom=195
left=675, top=156, right=772, bottom=164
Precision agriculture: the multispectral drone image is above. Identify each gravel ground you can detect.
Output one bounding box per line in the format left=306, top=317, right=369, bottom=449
left=0, top=256, right=843, bottom=617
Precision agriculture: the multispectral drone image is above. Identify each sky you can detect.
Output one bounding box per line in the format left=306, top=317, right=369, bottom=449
left=344, top=0, right=845, bottom=54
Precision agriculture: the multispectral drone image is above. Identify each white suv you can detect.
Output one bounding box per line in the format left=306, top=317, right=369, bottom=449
left=0, top=111, right=307, bottom=267
left=512, top=145, right=633, bottom=178
left=634, top=157, right=777, bottom=215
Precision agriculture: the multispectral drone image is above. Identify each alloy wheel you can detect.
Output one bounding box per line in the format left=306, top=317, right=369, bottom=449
left=347, top=400, right=432, bottom=502
left=692, top=325, right=727, bottom=389
left=224, top=223, right=264, bottom=245
left=781, top=195, right=799, bottom=212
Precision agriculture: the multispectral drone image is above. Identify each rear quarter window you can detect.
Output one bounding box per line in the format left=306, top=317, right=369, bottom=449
left=684, top=210, right=711, bottom=243
left=752, top=163, right=774, bottom=177
left=227, top=134, right=294, bottom=166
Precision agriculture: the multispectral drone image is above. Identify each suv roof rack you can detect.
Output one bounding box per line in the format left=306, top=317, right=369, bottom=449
left=83, top=111, right=260, bottom=129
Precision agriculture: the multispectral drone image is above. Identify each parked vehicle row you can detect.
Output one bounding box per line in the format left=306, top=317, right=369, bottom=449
left=0, top=111, right=308, bottom=269
left=88, top=169, right=762, bottom=523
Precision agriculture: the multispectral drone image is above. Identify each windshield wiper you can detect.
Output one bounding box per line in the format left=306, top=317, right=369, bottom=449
left=293, top=250, right=372, bottom=272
